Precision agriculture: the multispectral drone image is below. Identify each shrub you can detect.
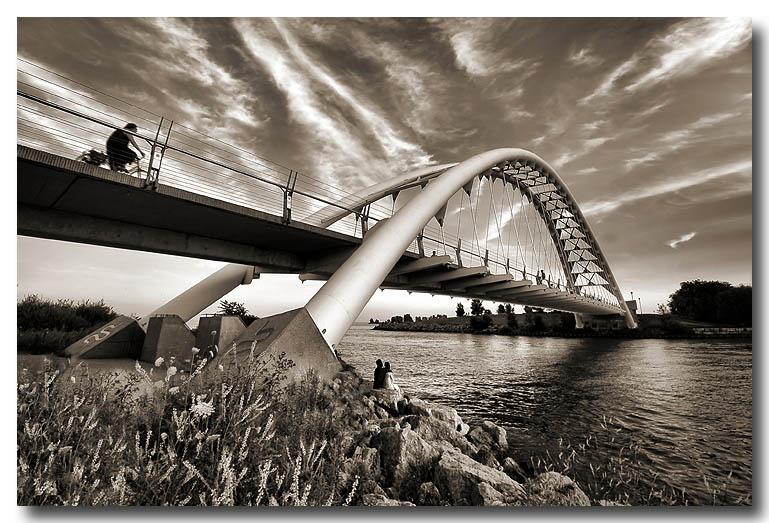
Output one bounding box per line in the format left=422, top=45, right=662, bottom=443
left=17, top=295, right=116, bottom=332
left=17, top=296, right=118, bottom=354
left=469, top=313, right=492, bottom=331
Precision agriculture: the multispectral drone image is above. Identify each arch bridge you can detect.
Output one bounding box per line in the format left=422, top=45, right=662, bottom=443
left=16, top=63, right=636, bottom=376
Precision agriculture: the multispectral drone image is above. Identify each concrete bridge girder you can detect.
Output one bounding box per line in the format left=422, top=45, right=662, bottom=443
left=408, top=266, right=488, bottom=285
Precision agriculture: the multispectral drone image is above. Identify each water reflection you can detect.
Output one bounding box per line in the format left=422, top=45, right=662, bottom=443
left=338, top=326, right=752, bottom=504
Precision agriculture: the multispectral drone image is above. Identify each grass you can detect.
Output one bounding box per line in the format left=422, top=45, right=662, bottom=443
left=17, top=343, right=363, bottom=506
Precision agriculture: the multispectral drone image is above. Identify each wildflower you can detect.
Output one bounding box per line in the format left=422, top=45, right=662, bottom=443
left=154, top=357, right=165, bottom=367
left=168, top=386, right=180, bottom=395
left=191, top=348, right=200, bottom=355
left=190, top=397, right=215, bottom=419
left=218, top=364, right=224, bottom=372
left=70, top=376, right=76, bottom=384
left=165, top=366, right=177, bottom=382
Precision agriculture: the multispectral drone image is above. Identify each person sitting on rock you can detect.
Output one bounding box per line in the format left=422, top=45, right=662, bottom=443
left=383, top=361, right=401, bottom=392
left=373, top=359, right=386, bottom=389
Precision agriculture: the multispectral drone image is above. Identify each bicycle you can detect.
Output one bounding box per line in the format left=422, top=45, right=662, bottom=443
left=76, top=148, right=146, bottom=178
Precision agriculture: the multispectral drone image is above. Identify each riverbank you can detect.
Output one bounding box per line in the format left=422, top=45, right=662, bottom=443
left=17, top=351, right=623, bottom=506
left=20, top=347, right=744, bottom=506
left=373, top=314, right=752, bottom=339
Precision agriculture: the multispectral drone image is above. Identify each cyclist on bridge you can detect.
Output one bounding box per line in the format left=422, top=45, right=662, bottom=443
left=106, top=123, right=145, bottom=173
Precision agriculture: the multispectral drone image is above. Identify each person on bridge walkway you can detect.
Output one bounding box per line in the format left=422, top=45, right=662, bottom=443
left=373, top=359, right=386, bottom=389
left=383, top=362, right=401, bottom=393
left=107, top=123, right=144, bottom=173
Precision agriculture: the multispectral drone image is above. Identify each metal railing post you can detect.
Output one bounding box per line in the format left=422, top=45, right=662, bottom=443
left=282, top=169, right=298, bottom=224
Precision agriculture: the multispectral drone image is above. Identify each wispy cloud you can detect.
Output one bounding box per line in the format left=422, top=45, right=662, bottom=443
left=582, top=159, right=752, bottom=216
left=668, top=232, right=696, bottom=249
left=569, top=47, right=602, bottom=67
left=624, top=18, right=752, bottom=92
left=624, top=111, right=741, bottom=171
left=580, top=18, right=751, bottom=105
left=438, top=19, right=535, bottom=78
left=234, top=19, right=433, bottom=189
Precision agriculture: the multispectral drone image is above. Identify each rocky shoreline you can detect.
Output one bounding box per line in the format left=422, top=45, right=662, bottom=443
left=328, top=359, right=616, bottom=506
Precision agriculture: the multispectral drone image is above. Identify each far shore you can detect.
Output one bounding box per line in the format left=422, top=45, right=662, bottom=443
left=370, top=313, right=752, bottom=340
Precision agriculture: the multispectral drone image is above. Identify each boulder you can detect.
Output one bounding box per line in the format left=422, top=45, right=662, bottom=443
left=370, top=426, right=439, bottom=492
left=434, top=448, right=525, bottom=505
left=525, top=471, right=590, bottom=506
left=349, top=445, right=379, bottom=478
left=399, top=414, right=477, bottom=456
left=470, top=482, right=506, bottom=506
left=481, top=421, right=509, bottom=450
left=405, top=397, right=432, bottom=417
left=360, top=494, right=415, bottom=506
left=467, top=421, right=508, bottom=454
left=417, top=482, right=442, bottom=506
left=458, top=423, right=470, bottom=436
left=502, top=457, right=527, bottom=483
left=370, top=389, right=403, bottom=413
left=473, top=447, right=501, bottom=470
left=422, top=400, right=462, bottom=428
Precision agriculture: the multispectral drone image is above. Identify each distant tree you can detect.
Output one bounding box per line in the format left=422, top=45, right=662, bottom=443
left=456, top=303, right=466, bottom=317
left=470, top=299, right=484, bottom=316
left=559, top=312, right=576, bottom=330
left=668, top=280, right=742, bottom=324
left=523, top=306, right=533, bottom=313
left=404, top=313, right=414, bottom=323
left=369, top=318, right=374, bottom=324
left=532, top=315, right=545, bottom=331
left=506, top=311, right=518, bottom=329
left=391, top=315, right=404, bottom=323
left=497, top=304, right=506, bottom=314
left=218, top=300, right=258, bottom=325
left=656, top=303, right=670, bottom=315
left=504, top=303, right=513, bottom=314
left=469, top=312, right=493, bottom=331
left=715, top=285, right=752, bottom=326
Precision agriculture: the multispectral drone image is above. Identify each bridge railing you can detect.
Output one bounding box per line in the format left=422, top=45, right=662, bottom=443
left=17, top=60, right=622, bottom=306
left=16, top=61, right=502, bottom=269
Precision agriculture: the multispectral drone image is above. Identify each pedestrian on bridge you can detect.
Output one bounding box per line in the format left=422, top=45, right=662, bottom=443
left=106, top=123, right=145, bottom=173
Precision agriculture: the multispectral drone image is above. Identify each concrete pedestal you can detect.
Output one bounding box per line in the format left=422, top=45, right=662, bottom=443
left=64, top=315, right=145, bottom=359
left=195, top=315, right=247, bottom=357
left=229, top=307, right=341, bottom=382
left=140, top=315, right=196, bottom=364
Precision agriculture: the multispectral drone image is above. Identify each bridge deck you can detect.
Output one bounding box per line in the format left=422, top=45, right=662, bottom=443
left=18, top=146, right=621, bottom=316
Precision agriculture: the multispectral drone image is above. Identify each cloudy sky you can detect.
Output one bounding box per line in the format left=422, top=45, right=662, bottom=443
left=16, top=17, right=752, bottom=322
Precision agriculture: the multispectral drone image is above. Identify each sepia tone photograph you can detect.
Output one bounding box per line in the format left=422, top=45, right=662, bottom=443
left=15, top=15, right=753, bottom=509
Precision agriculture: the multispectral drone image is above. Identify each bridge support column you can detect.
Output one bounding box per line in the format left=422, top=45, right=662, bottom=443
left=65, top=263, right=256, bottom=359
left=140, top=263, right=256, bottom=329
left=574, top=313, right=584, bottom=329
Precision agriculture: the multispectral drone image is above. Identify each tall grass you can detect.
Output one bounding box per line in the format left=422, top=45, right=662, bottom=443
left=17, top=344, right=362, bottom=506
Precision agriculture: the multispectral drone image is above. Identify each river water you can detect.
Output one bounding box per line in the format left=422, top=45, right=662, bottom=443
left=337, top=324, right=752, bottom=505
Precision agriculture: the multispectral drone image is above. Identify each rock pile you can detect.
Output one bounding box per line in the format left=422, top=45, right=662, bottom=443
left=326, top=367, right=594, bottom=506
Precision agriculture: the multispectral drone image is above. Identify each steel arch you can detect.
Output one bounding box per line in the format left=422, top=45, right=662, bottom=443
left=305, top=148, right=636, bottom=350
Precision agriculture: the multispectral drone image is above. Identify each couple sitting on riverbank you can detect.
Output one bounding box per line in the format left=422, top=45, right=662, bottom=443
left=373, top=359, right=400, bottom=392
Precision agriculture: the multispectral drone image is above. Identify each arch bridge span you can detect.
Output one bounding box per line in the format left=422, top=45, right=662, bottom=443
left=304, top=148, right=636, bottom=351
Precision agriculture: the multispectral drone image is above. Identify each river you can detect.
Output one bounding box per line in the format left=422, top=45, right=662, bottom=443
left=337, top=324, right=752, bottom=505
